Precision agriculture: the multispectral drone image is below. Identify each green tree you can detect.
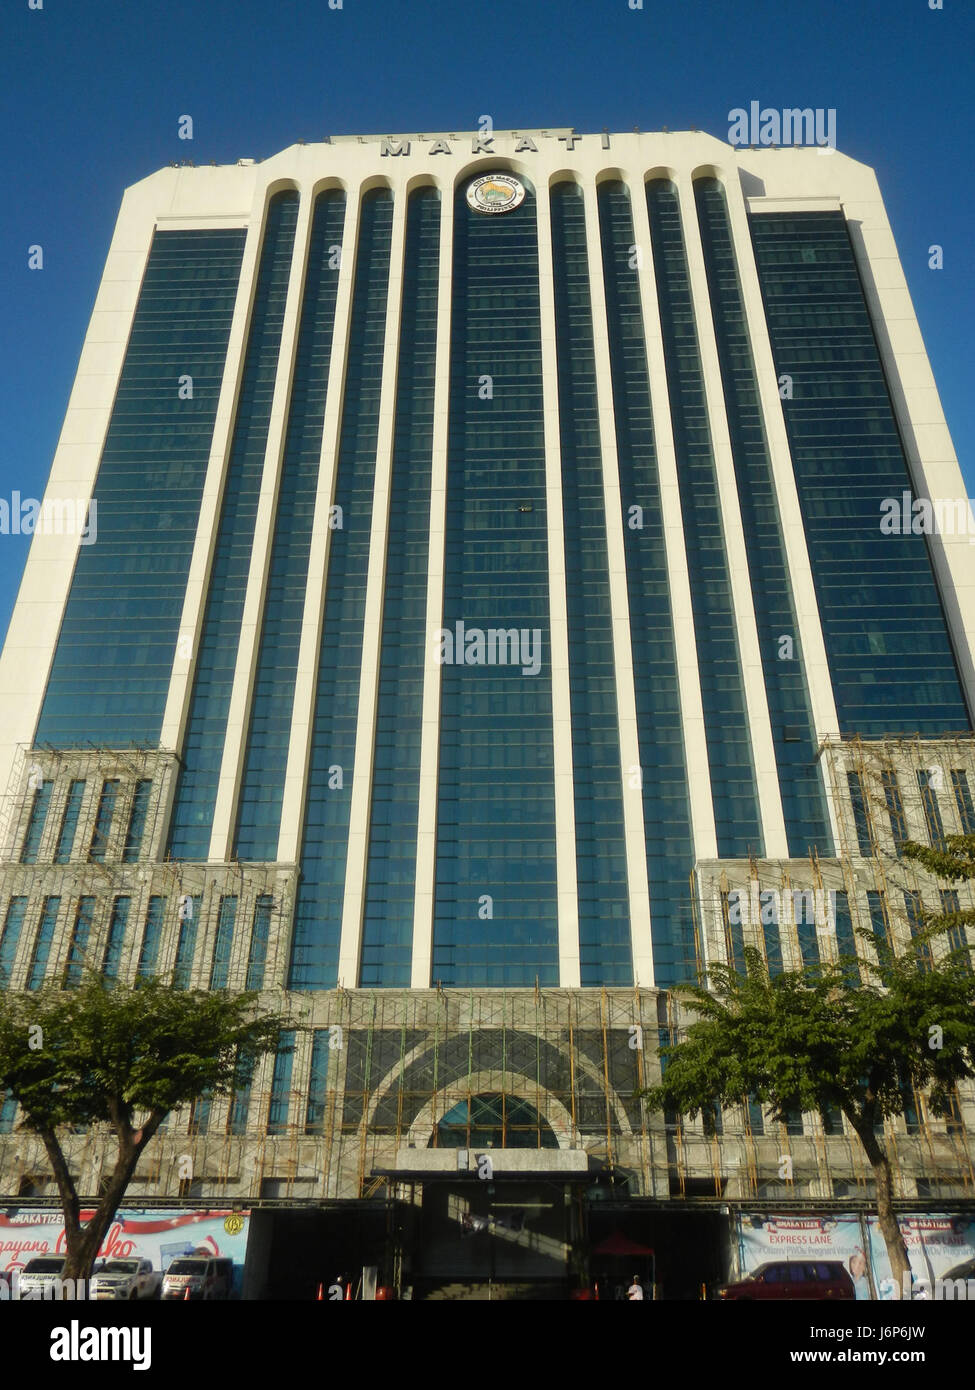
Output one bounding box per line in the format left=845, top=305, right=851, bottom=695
left=645, top=839, right=975, bottom=1293
left=0, top=974, right=291, bottom=1283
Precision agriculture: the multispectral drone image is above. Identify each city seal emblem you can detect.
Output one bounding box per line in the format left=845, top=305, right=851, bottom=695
left=466, top=173, right=525, bottom=215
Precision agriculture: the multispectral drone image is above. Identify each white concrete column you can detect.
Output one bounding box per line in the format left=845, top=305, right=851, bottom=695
left=674, top=176, right=787, bottom=857
left=582, top=176, right=655, bottom=987
left=410, top=186, right=454, bottom=989
left=535, top=182, right=581, bottom=989
left=208, top=190, right=316, bottom=859
left=336, top=187, right=409, bottom=987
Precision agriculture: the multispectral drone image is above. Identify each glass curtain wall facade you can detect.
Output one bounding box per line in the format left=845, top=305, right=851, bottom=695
left=5, top=133, right=973, bottom=1004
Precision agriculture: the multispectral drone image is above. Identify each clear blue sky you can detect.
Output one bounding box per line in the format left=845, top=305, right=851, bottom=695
left=1, top=0, right=972, bottom=647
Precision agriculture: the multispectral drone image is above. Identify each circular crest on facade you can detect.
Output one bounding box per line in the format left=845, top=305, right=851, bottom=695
left=466, top=173, right=526, bottom=215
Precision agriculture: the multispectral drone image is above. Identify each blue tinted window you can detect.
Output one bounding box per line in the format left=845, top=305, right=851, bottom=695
left=749, top=210, right=971, bottom=738
left=288, top=189, right=394, bottom=989
left=34, top=229, right=247, bottom=748
left=917, top=769, right=945, bottom=849
left=305, top=1029, right=333, bottom=1129
left=27, top=897, right=61, bottom=989
left=63, top=896, right=96, bottom=987
left=246, top=894, right=272, bottom=990
left=847, top=771, right=874, bottom=855
left=210, top=895, right=237, bottom=989
left=0, top=897, right=28, bottom=988
left=167, top=192, right=300, bottom=858
left=596, top=180, right=696, bottom=987
left=951, top=770, right=975, bottom=834
left=173, top=893, right=202, bottom=988
left=54, top=781, right=86, bottom=863
left=102, top=897, right=130, bottom=983
left=551, top=181, right=631, bottom=986
left=235, top=191, right=347, bottom=861
left=21, top=782, right=53, bottom=864
left=696, top=178, right=831, bottom=856
left=359, top=187, right=441, bottom=987
left=267, top=1031, right=296, bottom=1134
left=136, top=896, right=167, bottom=979
left=123, top=780, right=152, bottom=862
left=431, top=180, right=558, bottom=987
left=89, top=780, right=119, bottom=862
left=647, top=178, right=762, bottom=858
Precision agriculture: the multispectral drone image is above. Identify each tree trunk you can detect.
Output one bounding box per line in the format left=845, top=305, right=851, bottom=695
left=41, top=1112, right=164, bottom=1288
left=853, top=1122, right=912, bottom=1297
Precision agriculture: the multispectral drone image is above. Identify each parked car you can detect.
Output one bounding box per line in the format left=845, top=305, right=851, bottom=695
left=160, top=1256, right=234, bottom=1301
left=90, top=1258, right=160, bottom=1301
left=717, top=1260, right=855, bottom=1300
left=17, top=1256, right=67, bottom=1298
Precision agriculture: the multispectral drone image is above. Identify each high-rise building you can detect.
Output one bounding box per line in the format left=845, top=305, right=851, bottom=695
left=1, top=130, right=973, bottom=1298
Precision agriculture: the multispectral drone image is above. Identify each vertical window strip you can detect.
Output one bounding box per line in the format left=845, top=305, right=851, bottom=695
left=210, top=895, right=238, bottom=989
left=903, top=890, right=933, bottom=972
left=227, top=1052, right=251, bottom=1135
left=883, top=770, right=907, bottom=853
left=646, top=178, right=763, bottom=859
left=33, top=229, right=248, bottom=749
left=0, top=897, right=28, bottom=988
left=189, top=1091, right=212, bottom=1136
left=246, top=894, right=272, bottom=990
left=951, top=769, right=975, bottom=834
left=167, top=191, right=301, bottom=859
left=917, top=769, right=945, bottom=850
left=832, top=889, right=859, bottom=985
left=267, top=1030, right=296, bottom=1133
left=173, top=893, right=202, bottom=988
left=695, top=177, right=831, bottom=857
left=136, top=895, right=167, bottom=979
left=27, top=897, right=61, bottom=989
left=63, top=896, right=96, bottom=988
left=89, top=780, right=120, bottom=862
left=305, top=1029, right=332, bottom=1130
left=102, top=897, right=130, bottom=983
left=867, top=889, right=893, bottom=954
left=359, top=186, right=440, bottom=988
left=430, top=181, right=558, bottom=988
left=288, top=188, right=394, bottom=990
left=847, top=770, right=874, bottom=855
left=722, top=891, right=747, bottom=974
left=123, top=780, right=152, bottom=862
left=21, top=782, right=53, bottom=864
left=748, top=210, right=970, bottom=738
left=54, top=780, right=86, bottom=863
left=595, top=179, right=696, bottom=988
left=550, top=180, right=631, bottom=986
left=939, top=888, right=971, bottom=974
left=234, top=190, right=348, bottom=861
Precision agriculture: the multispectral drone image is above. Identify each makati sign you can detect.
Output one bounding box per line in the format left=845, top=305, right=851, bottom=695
left=380, top=132, right=605, bottom=158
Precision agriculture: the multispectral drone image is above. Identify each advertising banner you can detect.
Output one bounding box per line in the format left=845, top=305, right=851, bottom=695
left=738, top=1211, right=975, bottom=1299
left=0, top=1208, right=250, bottom=1286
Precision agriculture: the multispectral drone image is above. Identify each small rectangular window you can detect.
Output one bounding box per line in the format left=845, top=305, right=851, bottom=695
left=21, top=781, right=53, bottom=864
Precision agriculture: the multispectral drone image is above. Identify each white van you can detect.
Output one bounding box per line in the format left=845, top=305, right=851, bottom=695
left=161, top=1256, right=234, bottom=1301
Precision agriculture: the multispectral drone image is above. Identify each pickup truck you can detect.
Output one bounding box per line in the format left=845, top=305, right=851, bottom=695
left=90, top=1258, right=161, bottom=1301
